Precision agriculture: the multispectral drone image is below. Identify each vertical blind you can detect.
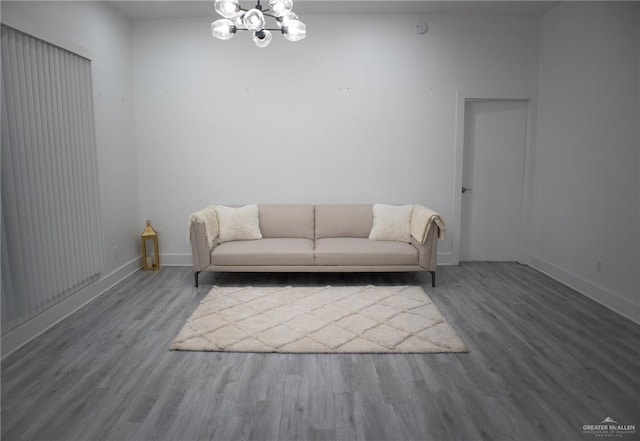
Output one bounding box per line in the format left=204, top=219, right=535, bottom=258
left=1, top=25, right=103, bottom=330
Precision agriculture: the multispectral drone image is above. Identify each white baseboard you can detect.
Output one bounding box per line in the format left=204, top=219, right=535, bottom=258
left=1, top=257, right=141, bottom=359
left=161, top=252, right=455, bottom=267
left=529, top=254, right=639, bottom=325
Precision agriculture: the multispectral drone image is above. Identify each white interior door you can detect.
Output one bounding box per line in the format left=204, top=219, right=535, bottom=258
left=460, top=100, right=527, bottom=261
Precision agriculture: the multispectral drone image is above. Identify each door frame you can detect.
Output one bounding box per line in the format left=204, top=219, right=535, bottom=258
left=452, top=90, right=537, bottom=265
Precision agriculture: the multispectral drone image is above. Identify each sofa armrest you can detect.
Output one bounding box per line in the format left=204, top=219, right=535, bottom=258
left=189, top=205, right=219, bottom=272
left=411, top=205, right=446, bottom=243
left=189, top=221, right=216, bottom=272
left=411, top=225, right=438, bottom=272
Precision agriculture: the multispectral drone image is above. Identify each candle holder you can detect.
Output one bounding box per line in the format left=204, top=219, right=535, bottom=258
left=141, top=220, right=159, bottom=270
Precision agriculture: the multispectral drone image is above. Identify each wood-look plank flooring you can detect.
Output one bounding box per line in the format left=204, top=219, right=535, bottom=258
left=2, top=263, right=639, bottom=441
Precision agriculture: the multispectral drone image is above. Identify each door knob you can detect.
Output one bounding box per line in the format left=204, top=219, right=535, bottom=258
left=462, top=187, right=472, bottom=193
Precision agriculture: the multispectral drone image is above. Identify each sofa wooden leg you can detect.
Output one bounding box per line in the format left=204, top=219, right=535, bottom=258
left=429, top=271, right=436, bottom=288
left=194, top=271, right=200, bottom=287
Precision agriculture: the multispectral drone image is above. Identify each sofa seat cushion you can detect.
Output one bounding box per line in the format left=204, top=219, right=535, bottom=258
left=314, top=238, right=419, bottom=266
left=212, top=238, right=315, bottom=266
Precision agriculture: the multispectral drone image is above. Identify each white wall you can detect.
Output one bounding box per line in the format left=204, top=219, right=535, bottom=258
left=132, top=13, right=540, bottom=263
left=1, top=1, right=139, bottom=355
left=532, top=2, right=640, bottom=323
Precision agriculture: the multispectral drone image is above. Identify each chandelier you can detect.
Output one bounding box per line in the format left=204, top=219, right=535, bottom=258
left=211, top=0, right=306, bottom=48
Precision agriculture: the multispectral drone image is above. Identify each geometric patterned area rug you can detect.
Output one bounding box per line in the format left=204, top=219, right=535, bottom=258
left=171, top=285, right=468, bottom=354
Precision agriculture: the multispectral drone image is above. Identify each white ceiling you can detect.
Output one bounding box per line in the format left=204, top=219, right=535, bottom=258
left=109, top=0, right=559, bottom=20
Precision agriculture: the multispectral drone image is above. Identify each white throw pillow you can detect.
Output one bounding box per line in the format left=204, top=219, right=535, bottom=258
left=369, top=204, right=414, bottom=243
left=215, top=204, right=262, bottom=243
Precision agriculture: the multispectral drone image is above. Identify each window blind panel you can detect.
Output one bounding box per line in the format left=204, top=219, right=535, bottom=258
left=2, top=28, right=33, bottom=320
left=44, top=42, right=67, bottom=298
left=21, top=30, right=50, bottom=309
left=36, top=37, right=65, bottom=298
left=31, top=37, right=59, bottom=300
left=1, top=25, right=103, bottom=330
left=1, top=49, right=28, bottom=323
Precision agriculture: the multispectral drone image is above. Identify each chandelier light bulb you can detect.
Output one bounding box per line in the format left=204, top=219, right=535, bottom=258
left=253, top=30, right=273, bottom=48
left=282, top=19, right=306, bottom=42
left=214, top=0, right=241, bottom=18
left=269, top=0, right=293, bottom=18
left=243, top=8, right=265, bottom=31
left=276, top=11, right=298, bottom=29
left=211, top=19, right=237, bottom=40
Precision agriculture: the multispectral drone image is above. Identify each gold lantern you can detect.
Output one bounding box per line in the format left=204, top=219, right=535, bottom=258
left=141, top=220, right=159, bottom=270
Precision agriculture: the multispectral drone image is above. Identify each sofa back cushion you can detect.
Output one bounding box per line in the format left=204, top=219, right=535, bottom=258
left=315, top=205, right=373, bottom=239
left=258, top=205, right=315, bottom=240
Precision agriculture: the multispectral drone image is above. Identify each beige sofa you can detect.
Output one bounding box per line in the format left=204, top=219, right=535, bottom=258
left=189, top=204, right=444, bottom=288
